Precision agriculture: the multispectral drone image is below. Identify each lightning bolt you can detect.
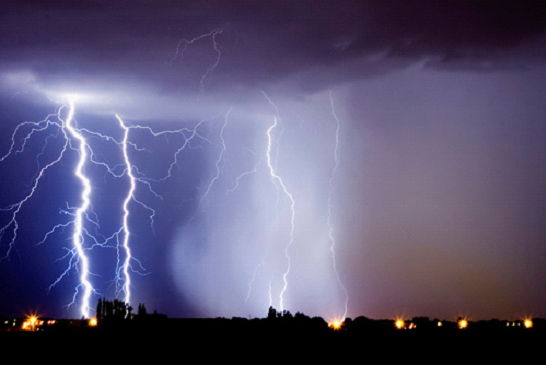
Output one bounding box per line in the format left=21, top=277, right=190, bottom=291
left=63, top=98, right=95, bottom=319
left=0, top=113, right=68, bottom=261
left=73, top=116, right=154, bottom=304
left=0, top=115, right=59, bottom=261
left=227, top=150, right=261, bottom=194
left=0, top=113, right=60, bottom=163
left=168, top=29, right=224, bottom=98
left=131, top=117, right=216, bottom=183
left=262, top=92, right=296, bottom=312
left=116, top=114, right=136, bottom=306
left=0, top=98, right=164, bottom=318
left=328, top=91, right=349, bottom=320
left=200, top=108, right=232, bottom=203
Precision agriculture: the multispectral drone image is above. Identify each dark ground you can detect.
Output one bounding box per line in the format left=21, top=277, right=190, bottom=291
left=0, top=315, right=536, bottom=364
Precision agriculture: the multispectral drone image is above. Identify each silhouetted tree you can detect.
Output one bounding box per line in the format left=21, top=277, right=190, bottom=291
left=95, top=298, right=134, bottom=326
left=282, top=310, right=293, bottom=321
left=268, top=306, right=276, bottom=320
left=138, top=303, right=147, bottom=317
left=96, top=298, right=103, bottom=320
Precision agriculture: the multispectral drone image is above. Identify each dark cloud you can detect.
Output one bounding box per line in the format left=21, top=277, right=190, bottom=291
left=1, top=0, right=545, bottom=94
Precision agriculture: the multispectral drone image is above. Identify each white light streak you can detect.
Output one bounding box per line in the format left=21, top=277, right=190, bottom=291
left=266, top=116, right=296, bottom=312
left=63, top=99, right=94, bottom=319
left=117, top=114, right=136, bottom=306
left=328, top=91, right=349, bottom=321
left=168, top=29, right=224, bottom=98
left=201, top=108, right=232, bottom=202
left=0, top=112, right=69, bottom=261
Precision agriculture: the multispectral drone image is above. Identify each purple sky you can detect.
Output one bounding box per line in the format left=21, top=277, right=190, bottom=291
left=0, top=0, right=545, bottom=321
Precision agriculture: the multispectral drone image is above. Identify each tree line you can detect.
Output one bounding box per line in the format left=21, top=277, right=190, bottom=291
left=96, top=298, right=150, bottom=322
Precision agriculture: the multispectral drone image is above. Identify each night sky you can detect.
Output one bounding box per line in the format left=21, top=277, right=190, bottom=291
left=1, top=0, right=546, bottom=321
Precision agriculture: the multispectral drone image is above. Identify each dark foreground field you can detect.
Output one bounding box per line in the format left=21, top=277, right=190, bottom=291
left=0, top=316, right=546, bottom=364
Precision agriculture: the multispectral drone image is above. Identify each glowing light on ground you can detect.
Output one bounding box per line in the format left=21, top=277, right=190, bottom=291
left=22, top=316, right=39, bottom=331
left=524, top=319, right=533, bottom=329
left=458, top=319, right=468, bottom=329
left=395, top=319, right=405, bottom=329
left=328, top=319, right=343, bottom=330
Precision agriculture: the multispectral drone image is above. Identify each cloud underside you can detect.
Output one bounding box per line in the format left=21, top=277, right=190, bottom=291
left=0, top=0, right=545, bottom=97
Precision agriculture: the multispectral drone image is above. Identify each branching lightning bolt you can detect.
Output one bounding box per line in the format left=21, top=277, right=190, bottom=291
left=117, top=114, right=136, bottom=306
left=227, top=150, right=261, bottom=194
left=328, top=91, right=349, bottom=320
left=200, top=108, right=232, bottom=203
left=75, top=117, right=155, bottom=304
left=131, top=117, right=216, bottom=183
left=0, top=99, right=163, bottom=318
left=262, top=92, right=296, bottom=312
left=63, top=99, right=95, bottom=319
left=168, top=29, right=224, bottom=98
left=0, top=115, right=69, bottom=261
left=0, top=119, right=51, bottom=163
